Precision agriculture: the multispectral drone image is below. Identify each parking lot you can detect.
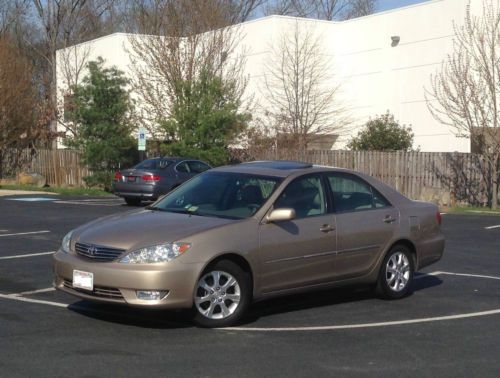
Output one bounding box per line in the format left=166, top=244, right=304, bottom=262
left=0, top=193, right=499, bottom=377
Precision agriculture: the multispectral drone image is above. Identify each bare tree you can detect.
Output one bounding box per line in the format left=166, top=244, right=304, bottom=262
left=261, top=21, right=347, bottom=152
left=343, top=0, right=375, bottom=19
left=127, top=0, right=249, bottom=140
left=122, top=0, right=266, bottom=33
left=56, top=43, right=92, bottom=138
left=265, top=0, right=376, bottom=20
left=29, top=0, right=114, bottom=132
left=426, top=0, right=500, bottom=209
left=224, top=0, right=269, bottom=23
left=0, top=34, right=38, bottom=177
left=0, top=0, right=25, bottom=34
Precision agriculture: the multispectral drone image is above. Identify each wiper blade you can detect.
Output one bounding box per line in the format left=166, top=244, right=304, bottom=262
left=164, top=206, right=200, bottom=215
left=145, top=205, right=164, bottom=211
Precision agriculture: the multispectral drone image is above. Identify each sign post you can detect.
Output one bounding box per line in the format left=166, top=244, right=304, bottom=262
left=138, top=128, right=146, bottom=161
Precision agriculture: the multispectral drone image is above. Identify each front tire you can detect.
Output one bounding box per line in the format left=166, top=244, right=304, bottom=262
left=376, top=245, right=414, bottom=299
left=192, top=260, right=251, bottom=328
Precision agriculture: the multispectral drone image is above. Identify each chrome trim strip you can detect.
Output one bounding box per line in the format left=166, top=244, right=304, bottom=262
left=265, top=250, right=337, bottom=264
left=265, top=244, right=379, bottom=264
left=336, top=244, right=380, bottom=255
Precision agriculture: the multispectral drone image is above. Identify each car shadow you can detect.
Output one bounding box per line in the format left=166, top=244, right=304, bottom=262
left=240, top=273, right=443, bottom=326
left=67, top=301, right=195, bottom=329
left=67, top=273, right=442, bottom=329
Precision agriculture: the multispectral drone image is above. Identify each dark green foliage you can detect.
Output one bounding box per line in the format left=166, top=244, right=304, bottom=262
left=160, top=70, right=250, bottom=166
left=348, top=112, right=414, bottom=151
left=65, top=58, right=136, bottom=189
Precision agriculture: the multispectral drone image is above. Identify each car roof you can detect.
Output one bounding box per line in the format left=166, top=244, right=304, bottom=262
left=213, top=160, right=347, bottom=178
left=146, top=157, right=200, bottom=162
left=213, top=160, right=413, bottom=207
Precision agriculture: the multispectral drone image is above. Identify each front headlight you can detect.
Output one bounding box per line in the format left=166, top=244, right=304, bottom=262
left=61, top=230, right=74, bottom=253
left=119, top=242, right=191, bottom=264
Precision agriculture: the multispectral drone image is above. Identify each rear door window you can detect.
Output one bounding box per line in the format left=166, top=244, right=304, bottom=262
left=175, top=162, right=190, bottom=173
left=326, top=173, right=390, bottom=212
left=188, top=161, right=211, bottom=174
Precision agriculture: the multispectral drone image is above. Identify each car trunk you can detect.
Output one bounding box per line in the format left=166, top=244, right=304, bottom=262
left=119, top=169, right=159, bottom=186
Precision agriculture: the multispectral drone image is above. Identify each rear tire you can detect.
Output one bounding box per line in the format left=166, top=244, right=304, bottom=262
left=192, top=260, right=251, bottom=328
left=376, top=245, right=414, bottom=299
left=124, top=197, right=141, bottom=206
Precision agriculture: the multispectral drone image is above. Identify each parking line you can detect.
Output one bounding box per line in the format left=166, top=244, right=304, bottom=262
left=485, top=224, right=500, bottom=230
left=61, top=199, right=121, bottom=202
left=223, top=309, right=500, bottom=332
left=414, top=271, right=439, bottom=280
left=1, top=270, right=500, bottom=331
left=435, top=271, right=500, bottom=281
left=0, top=230, right=50, bottom=237
left=54, top=201, right=120, bottom=206
left=17, top=287, right=56, bottom=296
left=0, top=293, right=68, bottom=308
left=0, top=251, right=55, bottom=260
left=2, top=291, right=500, bottom=331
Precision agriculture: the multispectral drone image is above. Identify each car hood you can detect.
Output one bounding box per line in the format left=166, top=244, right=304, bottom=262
left=73, top=209, right=233, bottom=252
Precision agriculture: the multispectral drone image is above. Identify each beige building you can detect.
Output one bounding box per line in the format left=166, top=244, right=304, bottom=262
left=56, top=0, right=482, bottom=152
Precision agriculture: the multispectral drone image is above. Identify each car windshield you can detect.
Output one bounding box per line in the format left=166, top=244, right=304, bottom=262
left=134, top=158, right=173, bottom=170
left=153, top=172, right=281, bottom=219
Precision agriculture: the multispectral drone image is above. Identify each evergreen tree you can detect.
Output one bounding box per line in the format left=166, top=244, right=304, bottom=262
left=66, top=58, right=135, bottom=189
left=160, top=70, right=250, bottom=166
left=348, top=113, right=414, bottom=151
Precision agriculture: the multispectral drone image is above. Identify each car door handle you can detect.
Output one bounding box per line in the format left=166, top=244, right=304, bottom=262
left=320, top=224, right=335, bottom=233
left=383, top=215, right=396, bottom=223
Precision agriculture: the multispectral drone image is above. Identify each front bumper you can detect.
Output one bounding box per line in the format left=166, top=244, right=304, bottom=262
left=53, top=250, right=204, bottom=309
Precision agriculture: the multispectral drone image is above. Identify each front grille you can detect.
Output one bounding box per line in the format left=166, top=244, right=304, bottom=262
left=75, top=242, right=125, bottom=262
left=63, top=279, right=124, bottom=300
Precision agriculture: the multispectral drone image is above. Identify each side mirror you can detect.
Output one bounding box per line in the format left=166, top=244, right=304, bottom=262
left=267, top=208, right=296, bottom=223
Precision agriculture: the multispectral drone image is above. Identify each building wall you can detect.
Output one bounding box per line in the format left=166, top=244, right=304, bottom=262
left=56, top=0, right=478, bottom=152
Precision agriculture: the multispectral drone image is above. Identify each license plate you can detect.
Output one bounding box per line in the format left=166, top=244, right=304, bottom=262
left=127, top=176, right=136, bottom=182
left=73, top=270, right=93, bottom=291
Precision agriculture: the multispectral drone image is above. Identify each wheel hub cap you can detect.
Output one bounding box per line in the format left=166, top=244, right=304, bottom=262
left=194, top=270, right=241, bottom=320
left=385, top=252, right=411, bottom=292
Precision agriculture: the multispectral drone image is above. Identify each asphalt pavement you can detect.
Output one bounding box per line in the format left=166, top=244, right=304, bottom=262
left=0, top=193, right=499, bottom=377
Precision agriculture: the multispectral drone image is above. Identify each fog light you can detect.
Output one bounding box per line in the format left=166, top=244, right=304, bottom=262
left=136, top=290, right=169, bottom=300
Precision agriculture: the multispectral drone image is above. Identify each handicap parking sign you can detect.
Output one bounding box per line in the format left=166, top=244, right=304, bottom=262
left=138, top=129, right=146, bottom=151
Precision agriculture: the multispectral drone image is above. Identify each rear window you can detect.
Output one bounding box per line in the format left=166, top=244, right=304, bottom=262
left=134, top=159, right=173, bottom=170
left=327, top=173, right=391, bottom=212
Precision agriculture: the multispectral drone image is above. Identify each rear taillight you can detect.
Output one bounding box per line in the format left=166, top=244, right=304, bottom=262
left=436, top=211, right=442, bottom=226
left=142, top=174, right=161, bottom=182
left=114, top=172, right=123, bottom=181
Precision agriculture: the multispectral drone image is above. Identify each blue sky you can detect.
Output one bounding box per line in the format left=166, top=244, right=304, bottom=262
left=376, top=0, right=430, bottom=12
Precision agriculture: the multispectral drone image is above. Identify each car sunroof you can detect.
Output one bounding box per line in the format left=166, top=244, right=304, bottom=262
left=241, top=161, right=313, bottom=170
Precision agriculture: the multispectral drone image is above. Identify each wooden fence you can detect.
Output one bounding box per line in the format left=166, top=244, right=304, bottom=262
left=253, top=150, right=492, bottom=205
left=8, top=149, right=91, bottom=187
left=2, top=148, right=495, bottom=205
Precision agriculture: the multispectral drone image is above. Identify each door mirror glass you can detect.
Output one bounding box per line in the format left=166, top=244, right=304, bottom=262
left=267, top=208, right=296, bottom=223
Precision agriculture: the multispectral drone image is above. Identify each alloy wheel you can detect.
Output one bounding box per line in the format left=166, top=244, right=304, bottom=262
left=194, top=270, right=241, bottom=320
left=385, top=251, right=411, bottom=292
